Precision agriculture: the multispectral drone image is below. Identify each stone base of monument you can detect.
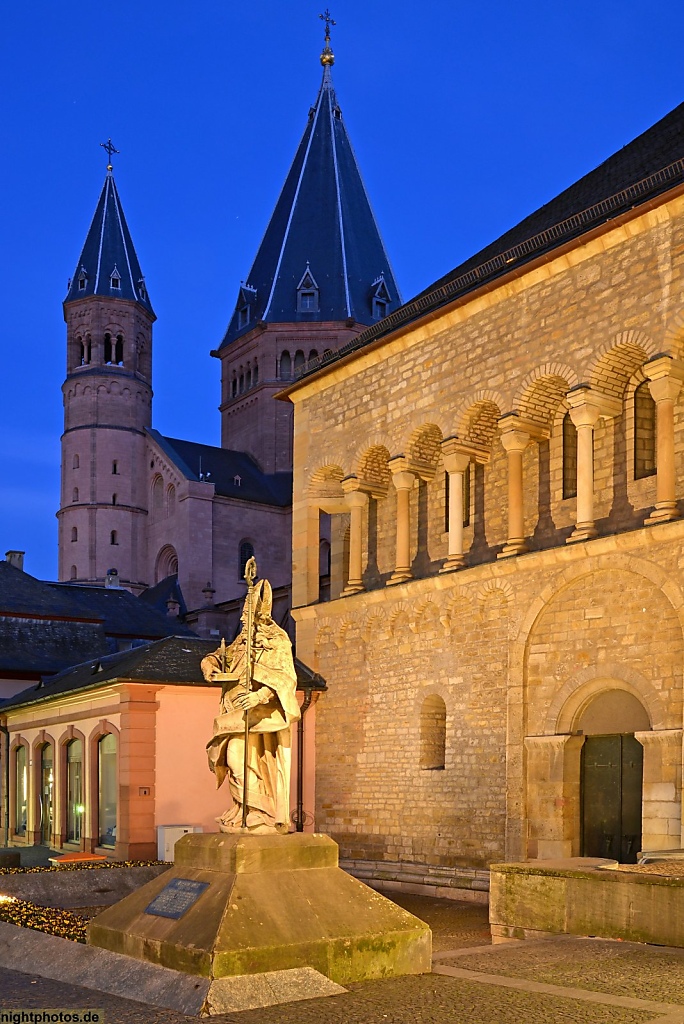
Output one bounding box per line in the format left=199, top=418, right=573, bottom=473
left=88, top=832, right=431, bottom=1013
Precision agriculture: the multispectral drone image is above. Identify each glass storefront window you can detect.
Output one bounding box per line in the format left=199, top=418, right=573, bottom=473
left=66, top=739, right=84, bottom=843
left=15, top=746, right=27, bottom=835
left=98, top=734, right=117, bottom=848
left=40, top=744, right=54, bottom=846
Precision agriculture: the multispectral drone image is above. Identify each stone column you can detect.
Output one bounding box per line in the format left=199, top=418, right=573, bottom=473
left=634, top=729, right=683, bottom=852
left=566, top=387, right=620, bottom=543
left=645, top=357, right=684, bottom=524
left=498, top=416, right=532, bottom=558
left=440, top=440, right=471, bottom=571
left=341, top=478, right=368, bottom=595
left=388, top=457, right=415, bottom=585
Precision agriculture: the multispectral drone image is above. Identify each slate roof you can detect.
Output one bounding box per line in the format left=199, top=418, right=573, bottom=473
left=0, top=559, right=195, bottom=678
left=149, top=431, right=292, bottom=506
left=139, top=574, right=188, bottom=618
left=64, top=172, right=154, bottom=314
left=2, top=636, right=326, bottom=711
left=296, top=100, right=684, bottom=379
left=219, top=64, right=401, bottom=349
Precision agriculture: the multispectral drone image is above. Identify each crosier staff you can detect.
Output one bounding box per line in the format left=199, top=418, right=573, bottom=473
left=241, top=556, right=258, bottom=829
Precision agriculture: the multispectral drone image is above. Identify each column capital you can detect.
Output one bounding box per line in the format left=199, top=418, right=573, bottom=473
left=644, top=355, right=684, bottom=385
left=341, top=482, right=369, bottom=510
left=441, top=435, right=490, bottom=466
left=498, top=413, right=549, bottom=444
left=388, top=456, right=416, bottom=491
left=566, top=385, right=621, bottom=425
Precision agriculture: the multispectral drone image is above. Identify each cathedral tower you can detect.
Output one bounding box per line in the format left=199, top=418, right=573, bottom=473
left=214, top=24, right=401, bottom=473
left=58, top=158, right=155, bottom=591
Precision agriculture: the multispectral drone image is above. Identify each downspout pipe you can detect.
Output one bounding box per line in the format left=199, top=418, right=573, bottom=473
left=295, top=688, right=314, bottom=833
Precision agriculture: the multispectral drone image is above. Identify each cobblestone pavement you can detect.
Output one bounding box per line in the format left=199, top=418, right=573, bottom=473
left=439, top=937, right=684, bottom=1003
left=1, top=894, right=684, bottom=1023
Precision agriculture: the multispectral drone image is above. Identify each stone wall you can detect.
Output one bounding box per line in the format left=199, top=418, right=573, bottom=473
left=289, top=190, right=684, bottom=875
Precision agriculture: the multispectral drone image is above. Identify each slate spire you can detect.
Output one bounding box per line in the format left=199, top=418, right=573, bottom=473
left=65, top=170, right=153, bottom=313
left=219, top=46, right=401, bottom=348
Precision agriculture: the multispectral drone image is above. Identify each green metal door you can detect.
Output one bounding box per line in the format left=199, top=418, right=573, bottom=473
left=581, top=734, right=643, bottom=864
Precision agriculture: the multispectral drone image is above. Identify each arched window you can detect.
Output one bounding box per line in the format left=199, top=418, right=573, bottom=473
left=98, top=734, right=117, bottom=848
left=71, top=527, right=78, bottom=542
left=239, top=373, right=245, bottom=393
left=70, top=565, right=77, bottom=579
left=253, top=360, right=259, bottom=385
left=239, top=540, right=255, bottom=580
left=77, top=338, right=85, bottom=365
left=246, top=367, right=252, bottom=389
left=308, top=349, right=318, bottom=363
left=112, top=460, right=118, bottom=475
left=73, top=454, right=79, bottom=469
left=634, top=380, right=656, bottom=479
left=294, top=350, right=305, bottom=374
left=562, top=412, right=578, bottom=499
left=152, top=475, right=164, bottom=517
left=14, top=746, right=27, bottom=835
left=279, top=351, right=291, bottom=380
left=110, top=530, right=118, bottom=545
left=104, top=333, right=112, bottom=364
left=167, top=483, right=176, bottom=516
left=112, top=494, right=117, bottom=505
left=155, top=544, right=179, bottom=583
left=231, top=375, right=238, bottom=398
left=72, top=487, right=79, bottom=502
left=66, top=738, right=83, bottom=843
left=114, top=334, right=124, bottom=365
left=39, top=743, right=54, bottom=844
left=420, top=694, right=446, bottom=770
left=85, top=335, right=91, bottom=364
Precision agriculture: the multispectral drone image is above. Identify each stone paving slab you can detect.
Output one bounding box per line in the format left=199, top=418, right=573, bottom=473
left=440, top=937, right=684, bottom=1004
left=0, top=965, right=665, bottom=1024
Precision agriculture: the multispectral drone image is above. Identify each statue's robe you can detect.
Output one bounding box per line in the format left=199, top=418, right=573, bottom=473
left=203, top=627, right=300, bottom=830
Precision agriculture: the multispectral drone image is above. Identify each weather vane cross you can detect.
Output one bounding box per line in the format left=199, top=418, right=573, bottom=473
left=319, top=8, right=335, bottom=42
left=100, top=138, right=120, bottom=171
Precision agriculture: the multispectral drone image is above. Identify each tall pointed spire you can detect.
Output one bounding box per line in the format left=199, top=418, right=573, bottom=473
left=218, top=25, right=400, bottom=348
left=65, top=161, right=153, bottom=313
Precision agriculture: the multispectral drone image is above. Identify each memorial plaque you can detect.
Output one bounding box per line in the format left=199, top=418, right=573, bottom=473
left=144, top=878, right=210, bottom=919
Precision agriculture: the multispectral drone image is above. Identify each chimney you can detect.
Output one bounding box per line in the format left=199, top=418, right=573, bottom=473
left=5, top=551, right=25, bottom=572
left=166, top=597, right=180, bottom=618
left=105, top=567, right=121, bottom=589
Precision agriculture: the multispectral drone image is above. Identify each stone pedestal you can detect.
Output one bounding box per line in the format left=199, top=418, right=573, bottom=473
left=89, top=832, right=431, bottom=1011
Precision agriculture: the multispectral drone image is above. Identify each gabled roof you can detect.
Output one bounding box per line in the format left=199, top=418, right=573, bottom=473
left=295, top=100, right=684, bottom=379
left=47, top=582, right=196, bottom=639
left=219, top=65, right=401, bottom=348
left=148, top=431, right=292, bottom=507
left=64, top=172, right=154, bottom=314
left=2, top=635, right=326, bottom=711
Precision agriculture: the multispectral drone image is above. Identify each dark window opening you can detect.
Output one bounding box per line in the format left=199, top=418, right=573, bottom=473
left=239, top=541, right=255, bottom=580
left=634, top=381, right=657, bottom=479
left=110, top=530, right=118, bottom=545
left=562, top=412, right=578, bottom=499
left=104, top=333, right=112, bottom=364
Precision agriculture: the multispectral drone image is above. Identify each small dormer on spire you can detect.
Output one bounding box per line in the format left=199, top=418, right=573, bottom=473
left=297, top=263, right=320, bottom=312
left=319, top=8, right=336, bottom=66
left=371, top=274, right=392, bottom=320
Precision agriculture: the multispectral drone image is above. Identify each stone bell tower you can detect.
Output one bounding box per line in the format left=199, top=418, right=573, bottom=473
left=58, top=149, right=155, bottom=591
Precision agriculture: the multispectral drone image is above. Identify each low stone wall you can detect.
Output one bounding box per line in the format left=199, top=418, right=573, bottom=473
left=342, top=858, right=490, bottom=904
left=0, top=865, right=170, bottom=909
left=490, top=858, right=684, bottom=946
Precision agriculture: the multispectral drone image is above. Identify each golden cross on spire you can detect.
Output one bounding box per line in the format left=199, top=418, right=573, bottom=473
left=319, top=8, right=336, bottom=66
left=100, top=138, right=120, bottom=172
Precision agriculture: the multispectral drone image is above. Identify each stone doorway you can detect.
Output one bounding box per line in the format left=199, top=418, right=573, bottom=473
left=580, top=734, right=643, bottom=863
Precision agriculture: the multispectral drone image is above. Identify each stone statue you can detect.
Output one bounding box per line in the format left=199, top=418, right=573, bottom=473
left=201, top=562, right=300, bottom=834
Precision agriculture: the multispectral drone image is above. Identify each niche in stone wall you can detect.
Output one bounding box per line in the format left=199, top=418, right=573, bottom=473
left=420, top=694, right=446, bottom=770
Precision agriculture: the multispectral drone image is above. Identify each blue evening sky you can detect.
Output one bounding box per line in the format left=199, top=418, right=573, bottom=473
left=1, top=1, right=682, bottom=580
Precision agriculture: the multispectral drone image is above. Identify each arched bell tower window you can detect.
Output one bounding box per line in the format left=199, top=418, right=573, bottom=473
left=114, top=334, right=124, bottom=365
left=294, top=350, right=305, bottom=374
left=253, top=360, right=259, bottom=385
left=231, top=374, right=238, bottom=398
left=104, top=333, right=112, bottom=364
left=297, top=264, right=319, bottom=312
left=279, top=351, right=292, bottom=380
